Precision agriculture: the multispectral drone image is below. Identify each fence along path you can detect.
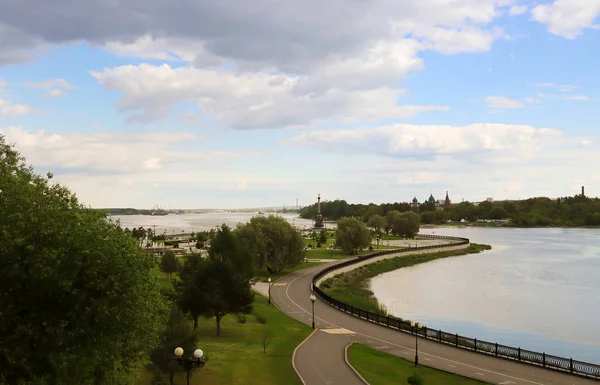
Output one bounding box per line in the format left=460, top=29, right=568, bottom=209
left=312, top=234, right=600, bottom=381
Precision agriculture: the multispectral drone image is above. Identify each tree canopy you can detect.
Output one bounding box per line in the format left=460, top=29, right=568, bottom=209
left=335, top=217, right=372, bottom=255
left=236, top=215, right=305, bottom=273
left=0, top=135, right=167, bottom=385
left=299, top=193, right=600, bottom=228
left=175, top=226, right=254, bottom=336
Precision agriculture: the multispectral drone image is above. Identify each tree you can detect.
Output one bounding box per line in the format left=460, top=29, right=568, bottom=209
left=175, top=227, right=254, bottom=335
left=367, top=214, right=386, bottom=235
left=160, top=249, right=180, bottom=279
left=261, top=330, right=273, bottom=354
left=335, top=217, right=372, bottom=254
left=401, top=212, right=421, bottom=238
left=236, top=215, right=305, bottom=274
left=150, top=305, right=197, bottom=385
left=0, top=136, right=168, bottom=385
left=489, top=207, right=509, bottom=220
left=174, top=255, right=207, bottom=329
left=319, top=229, right=328, bottom=244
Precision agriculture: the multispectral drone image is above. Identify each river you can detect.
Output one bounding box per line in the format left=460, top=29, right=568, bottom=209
left=110, top=212, right=316, bottom=234
left=370, top=226, right=600, bottom=363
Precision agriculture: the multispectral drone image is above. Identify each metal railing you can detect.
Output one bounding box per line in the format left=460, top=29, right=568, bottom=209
left=311, top=235, right=600, bottom=380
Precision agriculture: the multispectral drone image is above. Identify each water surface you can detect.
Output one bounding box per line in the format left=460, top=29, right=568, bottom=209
left=370, top=227, right=600, bottom=363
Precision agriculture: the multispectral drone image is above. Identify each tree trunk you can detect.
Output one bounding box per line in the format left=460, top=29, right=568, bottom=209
left=216, top=315, right=222, bottom=336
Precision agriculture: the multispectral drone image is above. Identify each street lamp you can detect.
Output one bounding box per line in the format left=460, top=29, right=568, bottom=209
left=376, top=234, right=381, bottom=249
left=267, top=277, right=272, bottom=305
left=328, top=244, right=333, bottom=258
left=410, top=321, right=423, bottom=367
left=174, top=347, right=207, bottom=385
left=310, top=294, right=316, bottom=329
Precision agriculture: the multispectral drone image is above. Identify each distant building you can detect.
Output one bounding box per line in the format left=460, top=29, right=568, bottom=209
left=486, top=197, right=494, bottom=202
left=411, top=197, right=419, bottom=208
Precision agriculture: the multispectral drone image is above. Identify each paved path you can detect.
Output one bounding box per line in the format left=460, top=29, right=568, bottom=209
left=271, top=260, right=596, bottom=385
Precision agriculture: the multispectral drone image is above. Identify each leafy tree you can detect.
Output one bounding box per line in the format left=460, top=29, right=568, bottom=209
left=160, top=249, right=180, bottom=279
left=236, top=215, right=305, bottom=273
left=175, top=227, right=254, bottom=335
left=0, top=136, right=168, bottom=385
left=174, top=255, right=207, bottom=329
left=367, top=214, right=386, bottom=235
left=319, top=229, right=328, bottom=243
left=150, top=305, right=196, bottom=385
left=335, top=217, right=372, bottom=254
left=420, top=211, right=437, bottom=225
left=489, top=207, right=509, bottom=219
left=402, top=211, right=421, bottom=238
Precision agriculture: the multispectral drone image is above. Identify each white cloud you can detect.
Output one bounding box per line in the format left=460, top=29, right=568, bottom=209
left=0, top=126, right=257, bottom=173
left=287, top=123, right=562, bottom=159
left=565, top=95, right=590, bottom=100
left=509, top=5, right=528, bottom=16
left=534, top=82, right=555, bottom=87
left=0, top=78, right=5, bottom=88
left=26, top=79, right=75, bottom=90
left=532, top=0, right=600, bottom=39
left=0, top=99, right=34, bottom=118
left=485, top=96, right=525, bottom=109
left=523, top=97, right=541, bottom=104
left=91, top=63, right=449, bottom=129
left=42, top=89, right=66, bottom=98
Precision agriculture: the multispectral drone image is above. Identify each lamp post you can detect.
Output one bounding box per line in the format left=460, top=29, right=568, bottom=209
left=268, top=277, right=272, bottom=305
left=410, top=321, right=423, bottom=367
left=328, top=244, right=333, bottom=258
left=173, top=347, right=207, bottom=385
left=310, top=294, right=316, bottom=329
left=376, top=234, right=381, bottom=249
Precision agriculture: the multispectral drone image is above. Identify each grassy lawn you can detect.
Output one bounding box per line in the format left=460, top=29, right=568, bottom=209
left=254, top=261, right=324, bottom=282
left=321, top=244, right=491, bottom=315
left=136, top=295, right=312, bottom=385
left=348, top=344, right=489, bottom=385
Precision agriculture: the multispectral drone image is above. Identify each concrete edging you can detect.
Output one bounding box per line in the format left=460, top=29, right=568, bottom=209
left=315, top=242, right=470, bottom=287
left=344, top=343, right=370, bottom=385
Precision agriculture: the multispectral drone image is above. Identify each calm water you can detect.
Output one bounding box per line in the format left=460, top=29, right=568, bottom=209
left=110, top=212, right=316, bottom=235
left=371, top=227, right=600, bottom=363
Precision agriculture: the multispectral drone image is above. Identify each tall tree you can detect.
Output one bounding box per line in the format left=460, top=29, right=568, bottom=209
left=367, top=214, right=386, bottom=235
left=335, top=217, right=372, bottom=254
left=150, top=305, right=197, bottom=385
left=236, top=215, right=305, bottom=273
left=160, top=249, right=180, bottom=280
left=0, top=136, right=168, bottom=385
left=175, top=227, right=254, bottom=335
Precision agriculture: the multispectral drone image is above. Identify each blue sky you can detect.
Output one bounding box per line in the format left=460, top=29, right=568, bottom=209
left=0, top=0, right=599, bottom=209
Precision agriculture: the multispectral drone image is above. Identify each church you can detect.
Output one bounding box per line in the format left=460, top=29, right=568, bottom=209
left=411, top=191, right=452, bottom=210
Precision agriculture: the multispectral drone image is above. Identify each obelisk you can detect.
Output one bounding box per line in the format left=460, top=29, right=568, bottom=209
left=314, top=193, right=324, bottom=228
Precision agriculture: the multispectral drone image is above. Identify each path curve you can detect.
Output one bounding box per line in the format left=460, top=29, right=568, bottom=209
left=271, top=245, right=598, bottom=385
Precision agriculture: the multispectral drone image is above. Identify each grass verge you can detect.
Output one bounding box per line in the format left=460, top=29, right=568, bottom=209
left=321, top=243, right=491, bottom=315
left=348, top=344, right=489, bottom=385
left=136, top=294, right=312, bottom=385
left=255, top=261, right=324, bottom=282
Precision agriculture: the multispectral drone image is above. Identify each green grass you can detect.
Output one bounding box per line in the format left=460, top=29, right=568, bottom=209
left=305, top=244, right=403, bottom=260
left=254, top=261, right=324, bottom=282
left=348, top=344, right=489, bottom=385
left=136, top=296, right=312, bottom=385
left=321, top=244, right=491, bottom=315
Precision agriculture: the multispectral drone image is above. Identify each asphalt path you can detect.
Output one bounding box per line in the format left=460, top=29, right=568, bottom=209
left=270, top=261, right=597, bottom=385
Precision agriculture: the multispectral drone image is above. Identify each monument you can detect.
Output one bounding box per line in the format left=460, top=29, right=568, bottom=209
left=314, top=194, right=324, bottom=229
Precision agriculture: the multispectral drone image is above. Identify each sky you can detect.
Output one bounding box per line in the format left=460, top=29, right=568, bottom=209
left=0, top=0, right=599, bottom=209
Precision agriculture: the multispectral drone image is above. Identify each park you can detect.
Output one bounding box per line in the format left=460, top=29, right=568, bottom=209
left=2, top=136, right=599, bottom=385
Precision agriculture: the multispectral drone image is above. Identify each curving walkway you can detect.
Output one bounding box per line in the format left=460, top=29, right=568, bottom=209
left=270, top=250, right=598, bottom=385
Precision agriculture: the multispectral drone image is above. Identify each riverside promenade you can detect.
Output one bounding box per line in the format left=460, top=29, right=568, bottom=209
left=267, top=243, right=598, bottom=385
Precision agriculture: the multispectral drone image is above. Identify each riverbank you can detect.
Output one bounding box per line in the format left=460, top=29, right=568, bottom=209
left=320, top=243, right=491, bottom=316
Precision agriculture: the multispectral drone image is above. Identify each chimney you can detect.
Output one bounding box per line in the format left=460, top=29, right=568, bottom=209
left=582, top=186, right=585, bottom=197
